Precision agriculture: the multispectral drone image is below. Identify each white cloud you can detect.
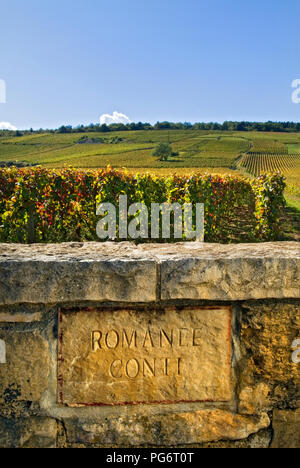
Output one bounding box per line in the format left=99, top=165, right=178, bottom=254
left=0, top=122, right=17, bottom=131
left=100, top=111, right=131, bottom=126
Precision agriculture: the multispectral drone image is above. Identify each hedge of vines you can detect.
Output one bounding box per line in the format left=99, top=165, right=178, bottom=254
left=0, top=167, right=285, bottom=244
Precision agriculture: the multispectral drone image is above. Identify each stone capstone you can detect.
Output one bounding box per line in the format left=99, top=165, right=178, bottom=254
left=0, top=242, right=299, bottom=304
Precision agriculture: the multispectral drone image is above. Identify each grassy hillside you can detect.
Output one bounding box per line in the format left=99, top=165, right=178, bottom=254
left=0, top=130, right=247, bottom=168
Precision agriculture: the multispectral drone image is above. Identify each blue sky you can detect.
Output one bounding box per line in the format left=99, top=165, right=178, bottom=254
left=1, top=0, right=300, bottom=129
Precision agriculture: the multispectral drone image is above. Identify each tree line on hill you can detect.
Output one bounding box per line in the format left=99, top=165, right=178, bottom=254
left=2, top=121, right=300, bottom=137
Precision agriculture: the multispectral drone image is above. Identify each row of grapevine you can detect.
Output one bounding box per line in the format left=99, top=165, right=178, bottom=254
left=249, top=139, right=289, bottom=154
left=237, top=153, right=300, bottom=176
left=0, top=167, right=286, bottom=243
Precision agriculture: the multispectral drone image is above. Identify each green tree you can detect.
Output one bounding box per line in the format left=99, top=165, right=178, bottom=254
left=152, top=143, right=172, bottom=161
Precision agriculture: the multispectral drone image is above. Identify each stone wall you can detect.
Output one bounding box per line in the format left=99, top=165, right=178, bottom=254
left=0, top=242, right=299, bottom=448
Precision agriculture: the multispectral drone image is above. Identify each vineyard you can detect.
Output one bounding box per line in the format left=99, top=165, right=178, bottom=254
left=237, top=153, right=300, bottom=176
left=249, top=138, right=289, bottom=154
left=0, top=129, right=299, bottom=201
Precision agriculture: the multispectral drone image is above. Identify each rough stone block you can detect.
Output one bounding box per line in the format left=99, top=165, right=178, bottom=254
left=0, top=417, right=57, bottom=448
left=238, top=302, right=300, bottom=409
left=0, top=258, right=157, bottom=305
left=271, top=409, right=300, bottom=448
left=64, top=410, right=270, bottom=446
left=160, top=245, right=300, bottom=301
left=0, top=330, right=50, bottom=403
left=0, top=242, right=299, bottom=304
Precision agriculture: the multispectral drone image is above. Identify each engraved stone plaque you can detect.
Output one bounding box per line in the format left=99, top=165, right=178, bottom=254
left=58, top=307, right=232, bottom=406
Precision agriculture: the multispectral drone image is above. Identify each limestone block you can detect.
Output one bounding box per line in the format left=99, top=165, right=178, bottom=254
left=271, top=409, right=300, bottom=448
left=64, top=410, right=270, bottom=446
left=0, top=417, right=57, bottom=448
left=0, top=242, right=299, bottom=304
left=0, top=330, right=50, bottom=403
left=0, top=242, right=157, bottom=305
left=159, top=243, right=300, bottom=301
left=58, top=307, right=233, bottom=406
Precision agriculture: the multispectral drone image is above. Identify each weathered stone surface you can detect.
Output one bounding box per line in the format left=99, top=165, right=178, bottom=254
left=0, top=331, right=50, bottom=403
left=0, top=312, right=42, bottom=322
left=0, top=243, right=157, bottom=305
left=59, top=307, right=232, bottom=406
left=239, top=383, right=271, bottom=415
left=200, top=429, right=272, bottom=448
left=0, top=417, right=57, bottom=448
left=159, top=243, right=300, bottom=301
left=64, top=410, right=270, bottom=446
left=0, top=242, right=298, bottom=448
left=238, top=302, right=300, bottom=409
left=271, top=409, right=300, bottom=448
left=0, top=242, right=299, bottom=304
